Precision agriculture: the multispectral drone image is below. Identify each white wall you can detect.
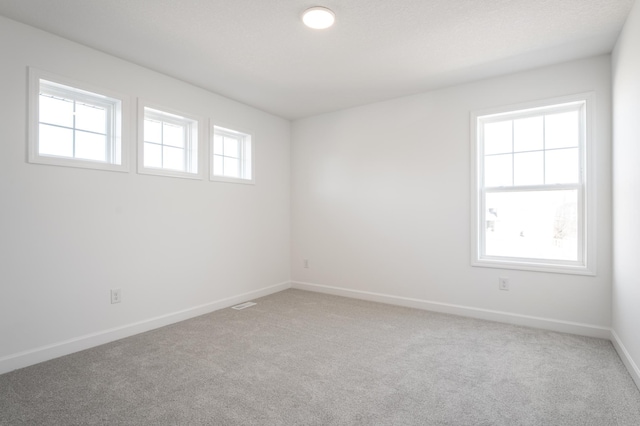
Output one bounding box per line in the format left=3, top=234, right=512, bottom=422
left=0, top=17, right=290, bottom=372
left=0, top=10, right=628, bottom=377
left=292, top=56, right=612, bottom=335
left=612, top=0, right=640, bottom=388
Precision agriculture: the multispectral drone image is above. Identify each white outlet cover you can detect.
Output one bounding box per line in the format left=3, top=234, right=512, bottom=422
left=499, top=278, right=509, bottom=291
left=110, top=289, right=121, bottom=304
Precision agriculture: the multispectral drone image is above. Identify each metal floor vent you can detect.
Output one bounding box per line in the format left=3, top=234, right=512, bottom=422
left=231, top=302, right=257, bottom=310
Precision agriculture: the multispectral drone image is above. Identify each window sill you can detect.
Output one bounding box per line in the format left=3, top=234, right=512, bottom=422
left=210, top=175, right=255, bottom=185
left=138, top=166, right=203, bottom=180
left=472, top=258, right=595, bottom=276
left=29, top=154, right=129, bottom=173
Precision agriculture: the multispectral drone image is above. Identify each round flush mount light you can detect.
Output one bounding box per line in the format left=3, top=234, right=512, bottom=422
left=302, top=6, right=335, bottom=29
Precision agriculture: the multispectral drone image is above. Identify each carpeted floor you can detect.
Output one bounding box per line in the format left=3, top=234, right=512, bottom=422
left=1, top=289, right=639, bottom=425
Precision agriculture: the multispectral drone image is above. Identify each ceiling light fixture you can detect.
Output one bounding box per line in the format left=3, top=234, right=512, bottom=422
left=302, top=6, right=335, bottom=30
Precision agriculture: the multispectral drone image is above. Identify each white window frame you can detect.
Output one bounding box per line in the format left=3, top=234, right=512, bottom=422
left=210, top=123, right=255, bottom=184
left=137, top=100, right=204, bottom=180
left=28, top=68, right=129, bottom=172
left=470, top=93, right=596, bottom=275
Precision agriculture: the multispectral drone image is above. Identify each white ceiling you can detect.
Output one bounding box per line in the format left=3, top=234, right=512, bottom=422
left=0, top=0, right=634, bottom=119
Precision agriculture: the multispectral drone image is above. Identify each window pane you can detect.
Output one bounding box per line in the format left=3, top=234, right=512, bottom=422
left=546, top=148, right=579, bottom=184
left=163, top=122, right=184, bottom=148
left=214, top=135, right=224, bottom=155
left=189, top=146, right=198, bottom=174
left=33, top=78, right=124, bottom=169
left=163, top=146, right=185, bottom=171
left=223, top=157, right=240, bottom=178
left=513, top=116, right=543, bottom=152
left=75, top=130, right=106, bottom=161
left=39, top=123, right=73, bottom=157
left=224, top=136, right=239, bottom=158
left=513, top=151, right=543, bottom=186
left=75, top=103, right=106, bottom=134
left=243, top=159, right=251, bottom=180
left=485, top=190, right=578, bottom=261
left=213, top=155, right=223, bottom=175
left=484, top=121, right=512, bottom=155
left=212, top=127, right=252, bottom=182
left=244, top=140, right=252, bottom=180
left=484, top=154, right=512, bottom=187
left=144, top=142, right=162, bottom=168
left=144, top=119, right=162, bottom=144
left=545, top=111, right=579, bottom=149
left=39, top=95, right=74, bottom=128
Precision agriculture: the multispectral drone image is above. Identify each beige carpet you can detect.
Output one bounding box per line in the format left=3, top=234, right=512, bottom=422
left=1, top=289, right=639, bottom=425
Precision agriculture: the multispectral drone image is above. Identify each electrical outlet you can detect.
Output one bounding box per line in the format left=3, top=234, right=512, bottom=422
left=499, top=277, right=509, bottom=291
left=111, top=288, right=122, bottom=304
left=303, top=259, right=309, bottom=268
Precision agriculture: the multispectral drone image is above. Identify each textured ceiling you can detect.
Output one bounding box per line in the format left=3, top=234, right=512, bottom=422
left=0, top=0, right=634, bottom=119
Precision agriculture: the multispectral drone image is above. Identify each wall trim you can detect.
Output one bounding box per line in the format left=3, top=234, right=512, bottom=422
left=291, top=281, right=611, bottom=339
left=611, top=329, right=640, bottom=390
left=0, top=281, right=291, bottom=375
left=6, top=280, right=634, bottom=387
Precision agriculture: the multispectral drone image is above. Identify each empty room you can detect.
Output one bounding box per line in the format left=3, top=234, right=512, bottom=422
left=1, top=0, right=640, bottom=424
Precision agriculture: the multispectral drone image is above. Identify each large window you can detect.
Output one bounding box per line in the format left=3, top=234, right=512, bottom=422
left=211, top=125, right=254, bottom=184
left=28, top=68, right=128, bottom=171
left=471, top=94, right=595, bottom=275
left=138, top=103, right=202, bottom=179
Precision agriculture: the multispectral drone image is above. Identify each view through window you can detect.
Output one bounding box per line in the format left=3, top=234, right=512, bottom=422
left=473, top=96, right=592, bottom=273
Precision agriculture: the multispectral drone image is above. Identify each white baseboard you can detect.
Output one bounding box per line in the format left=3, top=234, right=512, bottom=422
left=0, top=281, right=291, bottom=375
left=611, top=329, right=640, bottom=390
left=4, top=280, right=627, bottom=382
left=291, top=281, right=611, bottom=339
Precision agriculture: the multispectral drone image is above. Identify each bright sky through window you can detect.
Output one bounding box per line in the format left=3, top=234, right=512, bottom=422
left=472, top=95, right=593, bottom=274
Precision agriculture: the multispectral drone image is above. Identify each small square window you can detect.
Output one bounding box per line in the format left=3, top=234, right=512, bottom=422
left=211, top=125, right=254, bottom=184
left=28, top=68, right=129, bottom=172
left=138, top=102, right=202, bottom=180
